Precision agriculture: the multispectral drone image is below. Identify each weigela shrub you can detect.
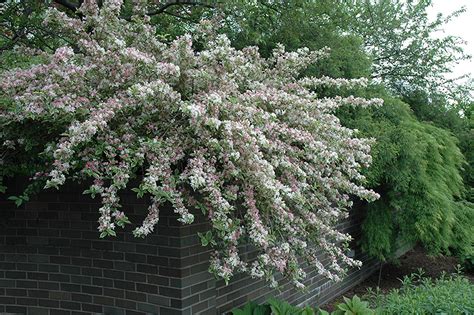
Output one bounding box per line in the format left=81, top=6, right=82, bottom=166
left=0, top=0, right=382, bottom=288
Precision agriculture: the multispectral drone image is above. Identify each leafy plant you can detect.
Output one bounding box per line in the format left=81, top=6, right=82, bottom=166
left=232, top=299, right=318, bottom=315
left=339, top=93, right=473, bottom=260
left=460, top=253, right=474, bottom=272
left=331, top=295, right=374, bottom=315
left=346, top=0, right=470, bottom=95
left=369, top=271, right=474, bottom=314
left=268, top=298, right=307, bottom=315
left=231, top=301, right=270, bottom=315
left=231, top=298, right=377, bottom=315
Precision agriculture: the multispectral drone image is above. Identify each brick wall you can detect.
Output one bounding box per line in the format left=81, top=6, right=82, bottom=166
left=0, top=180, right=379, bottom=314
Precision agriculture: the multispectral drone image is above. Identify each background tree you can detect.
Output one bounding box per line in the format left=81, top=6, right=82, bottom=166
left=403, top=89, right=474, bottom=201
left=346, top=0, right=471, bottom=96
left=337, top=92, right=474, bottom=261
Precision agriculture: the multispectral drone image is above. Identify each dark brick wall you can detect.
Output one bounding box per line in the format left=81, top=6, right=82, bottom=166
left=0, top=180, right=379, bottom=314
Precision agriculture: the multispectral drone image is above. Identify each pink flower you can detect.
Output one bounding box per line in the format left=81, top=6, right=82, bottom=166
left=53, top=46, right=74, bottom=62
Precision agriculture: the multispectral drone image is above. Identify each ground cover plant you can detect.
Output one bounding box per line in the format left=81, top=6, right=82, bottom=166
left=231, top=270, right=474, bottom=314
left=368, top=270, right=474, bottom=314
left=0, top=0, right=382, bottom=288
left=231, top=296, right=374, bottom=315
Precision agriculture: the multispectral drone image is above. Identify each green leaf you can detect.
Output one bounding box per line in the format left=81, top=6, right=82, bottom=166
left=197, top=232, right=206, bottom=246
left=299, top=306, right=315, bottom=315
left=8, top=195, right=26, bottom=207
left=83, top=188, right=98, bottom=198
left=337, top=304, right=350, bottom=311
left=253, top=304, right=271, bottom=315
left=196, top=202, right=208, bottom=215
left=131, top=187, right=144, bottom=198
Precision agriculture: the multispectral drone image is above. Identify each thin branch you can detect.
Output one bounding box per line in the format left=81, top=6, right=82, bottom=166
left=162, top=10, right=193, bottom=21
left=0, top=35, right=20, bottom=52
left=259, top=1, right=280, bottom=13
left=53, top=0, right=79, bottom=12
left=147, top=1, right=215, bottom=16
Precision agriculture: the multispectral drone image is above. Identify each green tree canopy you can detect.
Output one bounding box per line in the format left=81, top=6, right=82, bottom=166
left=346, top=0, right=471, bottom=96
left=338, top=91, right=473, bottom=260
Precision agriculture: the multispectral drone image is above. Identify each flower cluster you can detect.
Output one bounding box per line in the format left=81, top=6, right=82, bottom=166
left=0, top=0, right=381, bottom=288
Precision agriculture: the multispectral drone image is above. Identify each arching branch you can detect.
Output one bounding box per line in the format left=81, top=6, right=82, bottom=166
left=53, top=0, right=80, bottom=12
left=51, top=0, right=215, bottom=18
left=147, top=1, right=215, bottom=17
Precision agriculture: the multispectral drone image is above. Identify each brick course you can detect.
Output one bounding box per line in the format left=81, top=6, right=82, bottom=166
left=0, top=180, right=378, bottom=314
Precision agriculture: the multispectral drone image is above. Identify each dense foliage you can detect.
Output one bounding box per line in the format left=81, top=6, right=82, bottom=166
left=0, top=0, right=382, bottom=288
left=338, top=94, right=474, bottom=260
left=232, top=296, right=373, bottom=315
left=347, top=0, right=470, bottom=95
left=369, top=270, right=474, bottom=314
left=403, top=90, right=474, bottom=201
left=232, top=271, right=474, bottom=314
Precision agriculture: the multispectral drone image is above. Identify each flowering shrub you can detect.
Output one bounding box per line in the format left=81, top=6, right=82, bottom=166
left=0, top=0, right=382, bottom=288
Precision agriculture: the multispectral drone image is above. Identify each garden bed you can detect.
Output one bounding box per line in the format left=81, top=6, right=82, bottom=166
left=323, top=245, right=474, bottom=311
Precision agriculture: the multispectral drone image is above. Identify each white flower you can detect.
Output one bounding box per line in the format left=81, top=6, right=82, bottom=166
left=206, top=118, right=222, bottom=130
left=230, top=151, right=240, bottom=161
left=54, top=46, right=74, bottom=62
left=114, top=38, right=126, bottom=47
left=182, top=103, right=204, bottom=119
left=190, top=174, right=206, bottom=190
left=208, top=92, right=222, bottom=104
